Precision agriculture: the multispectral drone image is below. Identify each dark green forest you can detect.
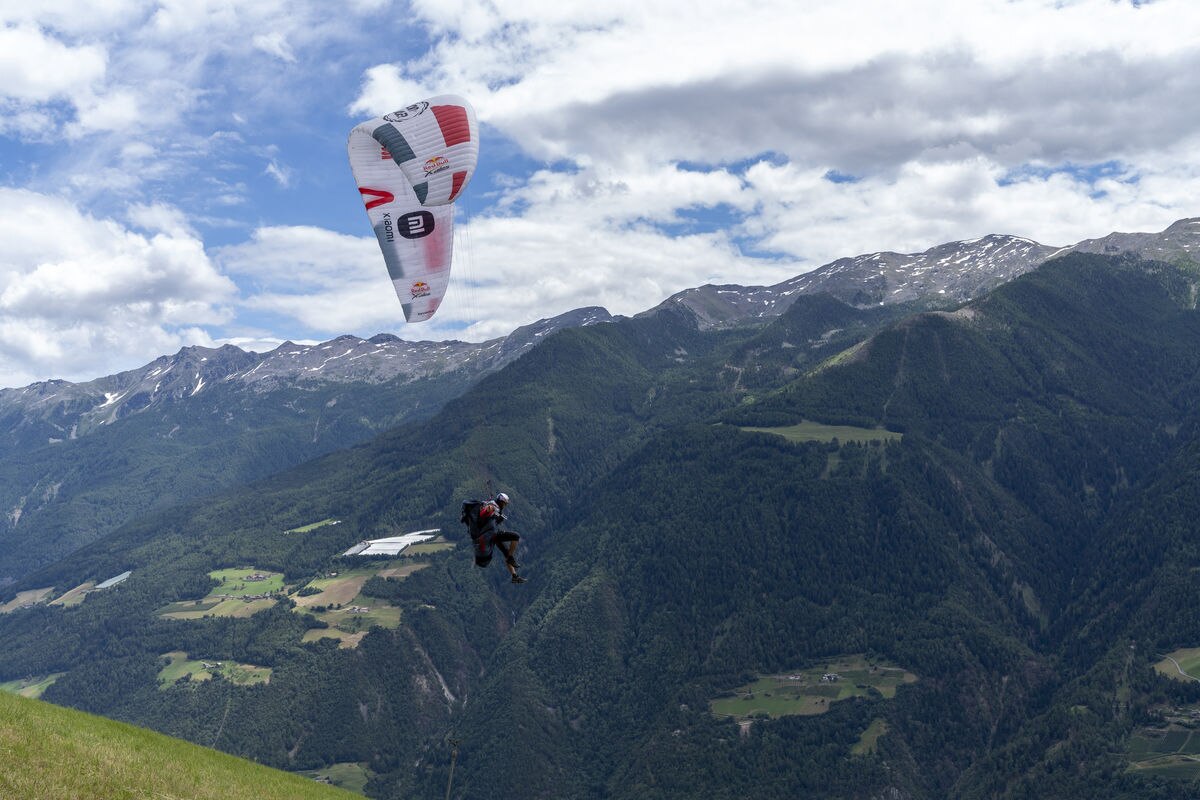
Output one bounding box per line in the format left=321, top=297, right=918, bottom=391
left=4, top=252, right=1200, bottom=798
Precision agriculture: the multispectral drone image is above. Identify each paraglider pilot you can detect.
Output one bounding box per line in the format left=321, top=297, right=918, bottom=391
left=461, top=492, right=525, bottom=583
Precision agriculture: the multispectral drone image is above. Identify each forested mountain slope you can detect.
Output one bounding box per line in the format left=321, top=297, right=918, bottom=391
left=3, top=253, right=1200, bottom=798
left=0, top=308, right=611, bottom=584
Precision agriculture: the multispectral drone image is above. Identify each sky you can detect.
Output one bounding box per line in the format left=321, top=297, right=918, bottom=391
left=1, top=0, right=1199, bottom=388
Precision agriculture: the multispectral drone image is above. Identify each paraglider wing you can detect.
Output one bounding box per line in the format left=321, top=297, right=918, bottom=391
left=347, top=95, right=479, bottom=323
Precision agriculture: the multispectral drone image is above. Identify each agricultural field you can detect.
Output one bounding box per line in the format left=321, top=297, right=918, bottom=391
left=157, top=652, right=272, bottom=689
left=401, top=540, right=455, bottom=556
left=207, top=567, right=286, bottom=597
left=711, top=655, right=917, bottom=721
left=302, top=762, right=374, bottom=795
left=158, top=567, right=285, bottom=619
left=285, top=518, right=342, bottom=534
left=160, top=561, right=423, bottom=636
left=0, top=587, right=54, bottom=614
left=1127, top=707, right=1200, bottom=780
left=0, top=674, right=65, bottom=699
left=376, top=563, right=431, bottom=580
left=290, top=564, right=425, bottom=647
left=49, top=582, right=95, bottom=607
left=739, top=420, right=903, bottom=445
left=159, top=597, right=277, bottom=620
left=292, top=568, right=378, bottom=608
left=1155, top=648, right=1200, bottom=682
left=302, top=596, right=402, bottom=632
left=301, top=629, right=368, bottom=649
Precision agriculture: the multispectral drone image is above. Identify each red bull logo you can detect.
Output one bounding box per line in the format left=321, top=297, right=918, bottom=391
left=423, top=155, right=451, bottom=176
left=410, top=281, right=432, bottom=298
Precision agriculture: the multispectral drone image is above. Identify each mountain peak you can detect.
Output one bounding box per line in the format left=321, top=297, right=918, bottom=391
left=651, top=218, right=1199, bottom=330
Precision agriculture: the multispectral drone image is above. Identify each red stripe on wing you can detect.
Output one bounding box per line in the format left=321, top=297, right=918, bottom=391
left=447, top=170, right=468, bottom=202
left=359, top=187, right=394, bottom=210
left=431, top=104, right=471, bottom=147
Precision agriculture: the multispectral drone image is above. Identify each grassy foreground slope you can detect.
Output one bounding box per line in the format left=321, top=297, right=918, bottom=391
left=0, top=691, right=355, bottom=800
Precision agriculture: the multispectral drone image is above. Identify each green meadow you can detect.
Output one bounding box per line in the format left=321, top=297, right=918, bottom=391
left=159, top=560, right=423, bottom=642
left=1155, top=647, right=1200, bottom=682
left=303, top=762, right=374, bottom=795
left=157, top=651, right=272, bottom=689
left=0, top=673, right=65, bottom=699
left=285, top=518, right=342, bottom=534
left=1127, top=714, right=1200, bottom=780
left=158, top=567, right=284, bottom=619
left=711, top=655, right=917, bottom=720
left=207, top=567, right=286, bottom=596
left=852, top=718, right=889, bottom=755
left=740, top=420, right=903, bottom=444
left=292, top=567, right=410, bottom=647
left=0, top=691, right=358, bottom=799
left=402, top=540, right=455, bottom=556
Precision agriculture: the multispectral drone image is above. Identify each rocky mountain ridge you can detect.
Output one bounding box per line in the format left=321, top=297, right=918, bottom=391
left=655, top=217, right=1200, bottom=328
left=0, top=307, right=612, bottom=450
left=4, top=217, right=1198, bottom=449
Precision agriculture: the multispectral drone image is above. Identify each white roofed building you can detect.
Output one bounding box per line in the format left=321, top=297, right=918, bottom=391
left=342, top=529, right=439, bottom=557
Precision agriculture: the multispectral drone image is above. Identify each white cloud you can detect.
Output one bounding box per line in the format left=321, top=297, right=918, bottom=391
left=0, top=0, right=150, bottom=35
left=264, top=159, right=293, bottom=188
left=0, top=25, right=107, bottom=102
left=0, top=188, right=236, bottom=386
left=252, top=32, right=296, bottom=63
left=4, top=0, right=1200, bottom=385
left=351, top=0, right=1200, bottom=285
left=362, top=0, right=1200, bottom=173
left=217, top=225, right=407, bottom=333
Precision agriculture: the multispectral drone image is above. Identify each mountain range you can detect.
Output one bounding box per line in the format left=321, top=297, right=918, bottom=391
left=2, top=218, right=1200, bottom=799
left=0, top=307, right=610, bottom=584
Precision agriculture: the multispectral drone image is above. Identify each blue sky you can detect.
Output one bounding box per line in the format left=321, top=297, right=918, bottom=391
left=2, top=0, right=1199, bottom=388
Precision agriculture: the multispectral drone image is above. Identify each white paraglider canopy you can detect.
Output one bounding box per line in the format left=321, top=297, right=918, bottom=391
left=348, top=95, right=479, bottom=323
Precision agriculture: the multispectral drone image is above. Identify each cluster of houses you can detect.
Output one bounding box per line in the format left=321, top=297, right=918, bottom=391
left=785, top=672, right=842, bottom=682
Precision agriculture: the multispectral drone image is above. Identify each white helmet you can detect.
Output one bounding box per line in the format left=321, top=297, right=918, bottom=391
left=495, top=492, right=509, bottom=506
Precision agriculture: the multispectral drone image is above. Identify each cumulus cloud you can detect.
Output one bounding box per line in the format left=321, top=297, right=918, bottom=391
left=0, top=25, right=107, bottom=103
left=4, top=0, right=1200, bottom=385
left=0, top=188, right=236, bottom=385
left=216, top=225, right=405, bottom=333
left=353, top=0, right=1200, bottom=283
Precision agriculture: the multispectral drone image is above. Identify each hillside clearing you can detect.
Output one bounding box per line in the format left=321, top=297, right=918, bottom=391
left=285, top=518, right=342, bottom=534
left=0, top=587, right=54, bottom=614
left=0, top=673, right=65, bottom=699
left=1155, top=648, right=1200, bottom=682
left=739, top=421, right=903, bottom=444
left=711, top=655, right=917, bottom=721
left=157, top=652, right=272, bottom=689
